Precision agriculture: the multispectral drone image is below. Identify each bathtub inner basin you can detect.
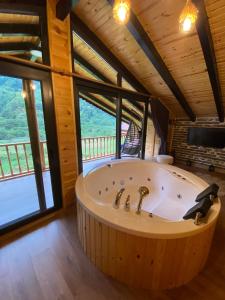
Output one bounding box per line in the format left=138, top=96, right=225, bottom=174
left=83, top=160, right=206, bottom=221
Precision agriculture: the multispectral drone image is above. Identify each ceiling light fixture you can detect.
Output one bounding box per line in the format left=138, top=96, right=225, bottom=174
left=179, top=0, right=198, bottom=33
left=113, top=0, right=131, bottom=25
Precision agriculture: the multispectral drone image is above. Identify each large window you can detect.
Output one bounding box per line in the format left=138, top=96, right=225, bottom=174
left=0, top=60, right=61, bottom=233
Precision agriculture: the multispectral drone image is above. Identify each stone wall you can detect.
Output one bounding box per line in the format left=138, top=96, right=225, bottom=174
left=172, top=117, right=225, bottom=170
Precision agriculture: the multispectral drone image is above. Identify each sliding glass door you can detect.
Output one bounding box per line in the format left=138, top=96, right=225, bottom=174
left=0, top=60, right=61, bottom=233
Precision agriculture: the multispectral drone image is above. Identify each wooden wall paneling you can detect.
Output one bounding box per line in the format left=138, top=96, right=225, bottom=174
left=145, top=120, right=158, bottom=158
left=47, top=0, right=78, bottom=207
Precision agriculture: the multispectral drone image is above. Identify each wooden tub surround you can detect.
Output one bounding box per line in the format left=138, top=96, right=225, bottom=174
left=77, top=201, right=216, bottom=290
left=75, top=160, right=220, bottom=290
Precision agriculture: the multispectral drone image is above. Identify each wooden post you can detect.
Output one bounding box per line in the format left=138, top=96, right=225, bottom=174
left=116, top=73, right=122, bottom=159
left=141, top=100, right=149, bottom=159
left=23, top=79, right=47, bottom=211
left=47, top=0, right=78, bottom=207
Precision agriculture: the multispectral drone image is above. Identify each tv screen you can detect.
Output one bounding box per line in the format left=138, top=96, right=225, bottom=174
left=187, top=127, right=225, bottom=149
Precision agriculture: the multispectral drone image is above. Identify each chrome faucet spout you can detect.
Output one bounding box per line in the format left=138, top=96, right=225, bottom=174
left=114, top=188, right=125, bottom=209
left=136, top=186, right=149, bottom=214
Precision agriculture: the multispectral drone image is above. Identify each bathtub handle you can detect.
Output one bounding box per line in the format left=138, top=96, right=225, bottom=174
left=124, top=195, right=130, bottom=211
left=113, top=188, right=125, bottom=209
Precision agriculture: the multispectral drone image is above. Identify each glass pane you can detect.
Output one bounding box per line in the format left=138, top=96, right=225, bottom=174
left=0, top=75, right=40, bottom=226
left=79, top=93, right=116, bottom=173
left=121, top=98, right=143, bottom=158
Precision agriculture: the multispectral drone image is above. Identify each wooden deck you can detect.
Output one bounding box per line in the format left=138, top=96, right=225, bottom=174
left=0, top=172, right=53, bottom=226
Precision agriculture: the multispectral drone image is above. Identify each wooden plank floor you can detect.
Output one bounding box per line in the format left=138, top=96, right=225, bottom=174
left=0, top=167, right=225, bottom=299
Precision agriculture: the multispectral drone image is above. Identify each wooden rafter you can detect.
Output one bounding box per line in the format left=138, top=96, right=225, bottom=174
left=71, top=13, right=149, bottom=94
left=0, top=23, right=40, bottom=36
left=0, top=0, right=45, bottom=15
left=193, top=0, right=224, bottom=122
left=75, top=75, right=149, bottom=102
left=107, top=0, right=196, bottom=121
left=56, top=0, right=79, bottom=20
left=81, top=86, right=140, bottom=122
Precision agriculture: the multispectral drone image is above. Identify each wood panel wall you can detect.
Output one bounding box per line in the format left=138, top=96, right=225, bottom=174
left=171, top=117, right=225, bottom=171
left=145, top=119, right=160, bottom=159
left=47, top=0, right=78, bottom=207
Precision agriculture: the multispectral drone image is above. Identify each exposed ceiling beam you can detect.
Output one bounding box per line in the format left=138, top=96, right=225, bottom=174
left=74, top=51, right=146, bottom=119
left=0, top=42, right=40, bottom=52
left=56, top=0, right=79, bottom=21
left=0, top=23, right=40, bottom=36
left=75, top=75, right=149, bottom=103
left=107, top=0, right=196, bottom=122
left=71, top=13, right=149, bottom=95
left=0, top=0, right=45, bottom=15
left=193, top=0, right=224, bottom=122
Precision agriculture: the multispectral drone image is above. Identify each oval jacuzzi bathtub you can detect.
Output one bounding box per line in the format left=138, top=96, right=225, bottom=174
left=75, top=160, right=220, bottom=289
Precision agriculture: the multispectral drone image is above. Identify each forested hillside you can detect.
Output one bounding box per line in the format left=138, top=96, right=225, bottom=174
left=80, top=99, right=116, bottom=137
left=0, top=76, right=116, bottom=143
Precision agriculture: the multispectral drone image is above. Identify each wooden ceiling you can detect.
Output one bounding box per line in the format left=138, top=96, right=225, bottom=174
left=0, top=12, right=41, bottom=61
left=0, top=0, right=224, bottom=121
left=206, top=0, right=225, bottom=115
left=73, top=0, right=225, bottom=120
left=73, top=33, right=135, bottom=91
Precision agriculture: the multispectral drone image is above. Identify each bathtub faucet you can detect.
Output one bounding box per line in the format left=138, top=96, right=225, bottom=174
left=136, top=186, right=150, bottom=214
left=114, top=188, right=125, bottom=209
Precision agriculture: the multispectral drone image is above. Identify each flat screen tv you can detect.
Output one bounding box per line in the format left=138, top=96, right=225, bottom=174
left=187, top=127, right=225, bottom=149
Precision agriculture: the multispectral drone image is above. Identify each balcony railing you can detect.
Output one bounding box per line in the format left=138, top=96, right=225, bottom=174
left=82, top=135, right=126, bottom=161
left=0, top=141, right=49, bottom=180
left=0, top=135, right=126, bottom=180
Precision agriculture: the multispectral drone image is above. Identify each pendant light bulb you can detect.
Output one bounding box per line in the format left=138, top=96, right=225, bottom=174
left=113, top=0, right=130, bottom=25
left=179, top=0, right=198, bottom=33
